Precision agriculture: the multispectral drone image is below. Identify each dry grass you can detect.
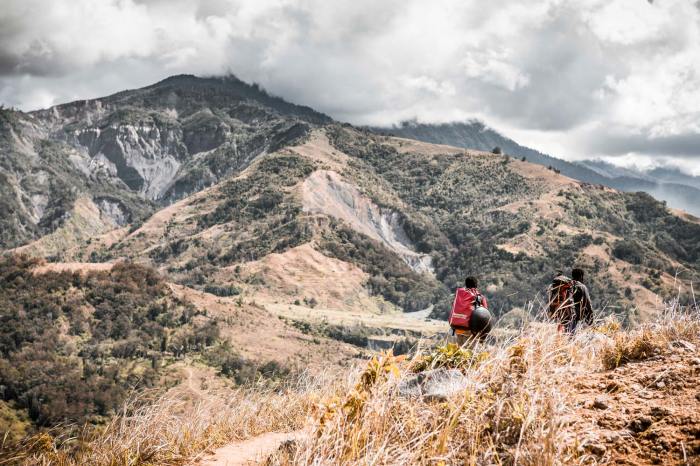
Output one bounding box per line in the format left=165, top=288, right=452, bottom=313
left=281, top=326, right=596, bottom=466
left=600, top=309, right=700, bottom=370
left=0, top=374, right=335, bottom=466
left=3, top=302, right=699, bottom=466
left=276, top=305, right=699, bottom=465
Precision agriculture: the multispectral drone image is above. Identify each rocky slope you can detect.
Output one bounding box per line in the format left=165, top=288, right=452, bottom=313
left=0, top=74, right=329, bottom=250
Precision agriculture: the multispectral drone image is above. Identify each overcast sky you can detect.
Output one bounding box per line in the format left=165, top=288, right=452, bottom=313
left=1, top=0, right=699, bottom=174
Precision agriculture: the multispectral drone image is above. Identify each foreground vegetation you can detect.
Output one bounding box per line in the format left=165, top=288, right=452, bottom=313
left=4, top=299, right=697, bottom=465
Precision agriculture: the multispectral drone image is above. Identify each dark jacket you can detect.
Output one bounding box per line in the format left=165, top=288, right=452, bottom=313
left=572, top=281, right=593, bottom=325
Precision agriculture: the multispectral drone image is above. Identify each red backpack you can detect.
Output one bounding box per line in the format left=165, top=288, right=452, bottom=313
left=549, top=276, right=575, bottom=319
left=449, top=288, right=485, bottom=329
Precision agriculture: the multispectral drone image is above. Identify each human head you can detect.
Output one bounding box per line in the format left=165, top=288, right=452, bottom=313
left=465, top=276, right=478, bottom=288
left=571, top=268, right=584, bottom=282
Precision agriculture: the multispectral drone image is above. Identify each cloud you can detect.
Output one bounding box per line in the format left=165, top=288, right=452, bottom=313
left=0, top=0, right=699, bottom=173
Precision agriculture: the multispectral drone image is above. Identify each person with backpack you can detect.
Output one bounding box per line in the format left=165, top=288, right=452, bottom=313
left=548, top=268, right=593, bottom=333
left=448, top=276, right=493, bottom=345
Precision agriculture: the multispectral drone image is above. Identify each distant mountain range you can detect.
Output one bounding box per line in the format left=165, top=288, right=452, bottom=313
left=372, top=121, right=700, bottom=216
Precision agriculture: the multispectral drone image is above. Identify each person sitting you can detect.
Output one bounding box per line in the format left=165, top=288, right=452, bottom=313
left=448, top=276, right=493, bottom=345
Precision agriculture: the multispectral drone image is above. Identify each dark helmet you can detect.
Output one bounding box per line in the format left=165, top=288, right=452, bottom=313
left=469, top=305, right=493, bottom=336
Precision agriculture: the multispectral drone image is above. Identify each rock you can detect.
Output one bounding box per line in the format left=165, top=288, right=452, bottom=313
left=592, top=397, right=609, bottom=410
left=669, top=340, right=696, bottom=352
left=617, top=443, right=631, bottom=453
left=656, top=381, right=666, bottom=389
left=603, top=431, right=622, bottom=443
left=397, top=369, right=470, bottom=401
left=581, top=332, right=613, bottom=348
left=649, top=406, right=670, bottom=419
left=586, top=443, right=607, bottom=455
left=695, top=392, right=700, bottom=402
left=689, top=358, right=700, bottom=366
left=629, top=416, right=653, bottom=433
left=605, top=381, right=623, bottom=393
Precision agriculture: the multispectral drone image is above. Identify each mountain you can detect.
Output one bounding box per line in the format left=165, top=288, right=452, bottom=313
left=0, top=74, right=330, bottom=250
left=2, top=75, right=700, bottom=437
left=374, top=120, right=700, bottom=216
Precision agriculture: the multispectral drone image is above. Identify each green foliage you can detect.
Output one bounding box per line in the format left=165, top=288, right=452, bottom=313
left=0, top=255, right=215, bottom=428
left=289, top=319, right=380, bottom=347
left=199, top=154, right=316, bottom=264
left=203, top=284, right=241, bottom=297
left=612, top=239, right=645, bottom=264
left=203, top=342, right=290, bottom=385
left=319, top=222, right=447, bottom=313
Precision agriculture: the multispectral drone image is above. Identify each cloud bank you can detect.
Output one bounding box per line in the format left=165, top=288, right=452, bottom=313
left=1, top=0, right=699, bottom=173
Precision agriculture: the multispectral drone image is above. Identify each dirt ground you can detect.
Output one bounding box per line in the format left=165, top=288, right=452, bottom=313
left=569, top=342, right=700, bottom=465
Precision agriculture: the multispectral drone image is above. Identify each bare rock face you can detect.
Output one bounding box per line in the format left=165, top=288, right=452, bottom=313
left=397, top=369, right=469, bottom=401
left=75, top=121, right=186, bottom=199
left=302, top=170, right=434, bottom=274
left=95, top=197, right=130, bottom=226
left=0, top=75, right=325, bottom=249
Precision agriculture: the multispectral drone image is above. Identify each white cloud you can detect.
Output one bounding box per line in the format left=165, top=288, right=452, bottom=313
left=0, top=0, right=699, bottom=173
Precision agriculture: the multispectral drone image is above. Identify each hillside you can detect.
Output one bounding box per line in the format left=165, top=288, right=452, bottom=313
left=0, top=74, right=329, bottom=250
left=0, top=255, right=363, bottom=441
left=5, top=77, right=699, bottom=320
left=374, top=120, right=700, bottom=216
left=2, top=75, right=700, bottom=452
left=14, top=123, right=699, bottom=321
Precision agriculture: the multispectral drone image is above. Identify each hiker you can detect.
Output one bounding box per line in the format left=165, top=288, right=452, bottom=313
left=448, top=276, right=493, bottom=345
left=548, top=268, right=593, bottom=333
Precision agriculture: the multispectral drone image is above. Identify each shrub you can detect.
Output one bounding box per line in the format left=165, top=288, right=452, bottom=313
left=0, top=255, right=214, bottom=429
left=612, top=240, right=644, bottom=264
left=600, top=327, right=661, bottom=369
left=203, top=284, right=241, bottom=297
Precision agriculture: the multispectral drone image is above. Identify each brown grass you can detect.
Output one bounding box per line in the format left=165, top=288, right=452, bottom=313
left=0, top=375, right=335, bottom=466
left=3, top=303, right=698, bottom=466
left=285, top=327, right=594, bottom=465
left=600, top=309, right=700, bottom=370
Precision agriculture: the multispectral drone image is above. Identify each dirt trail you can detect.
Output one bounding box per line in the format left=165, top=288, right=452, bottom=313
left=569, top=341, right=700, bottom=465
left=198, top=431, right=303, bottom=466
left=32, top=261, right=114, bottom=274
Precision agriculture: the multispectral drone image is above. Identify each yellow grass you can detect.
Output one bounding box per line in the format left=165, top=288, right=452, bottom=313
left=3, top=304, right=699, bottom=466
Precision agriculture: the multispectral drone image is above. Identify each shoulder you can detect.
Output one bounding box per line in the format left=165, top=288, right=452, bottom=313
left=573, top=281, right=590, bottom=293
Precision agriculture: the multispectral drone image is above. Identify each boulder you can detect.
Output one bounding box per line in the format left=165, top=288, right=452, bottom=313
left=397, top=369, right=470, bottom=401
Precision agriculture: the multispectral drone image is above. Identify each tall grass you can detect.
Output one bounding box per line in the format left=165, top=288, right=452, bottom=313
left=279, top=299, right=699, bottom=465
left=0, top=373, right=337, bottom=466
left=283, top=326, right=596, bottom=465
left=3, top=298, right=698, bottom=465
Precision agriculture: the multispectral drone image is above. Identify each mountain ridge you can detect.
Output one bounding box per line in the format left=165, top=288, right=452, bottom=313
left=372, top=120, right=700, bottom=216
